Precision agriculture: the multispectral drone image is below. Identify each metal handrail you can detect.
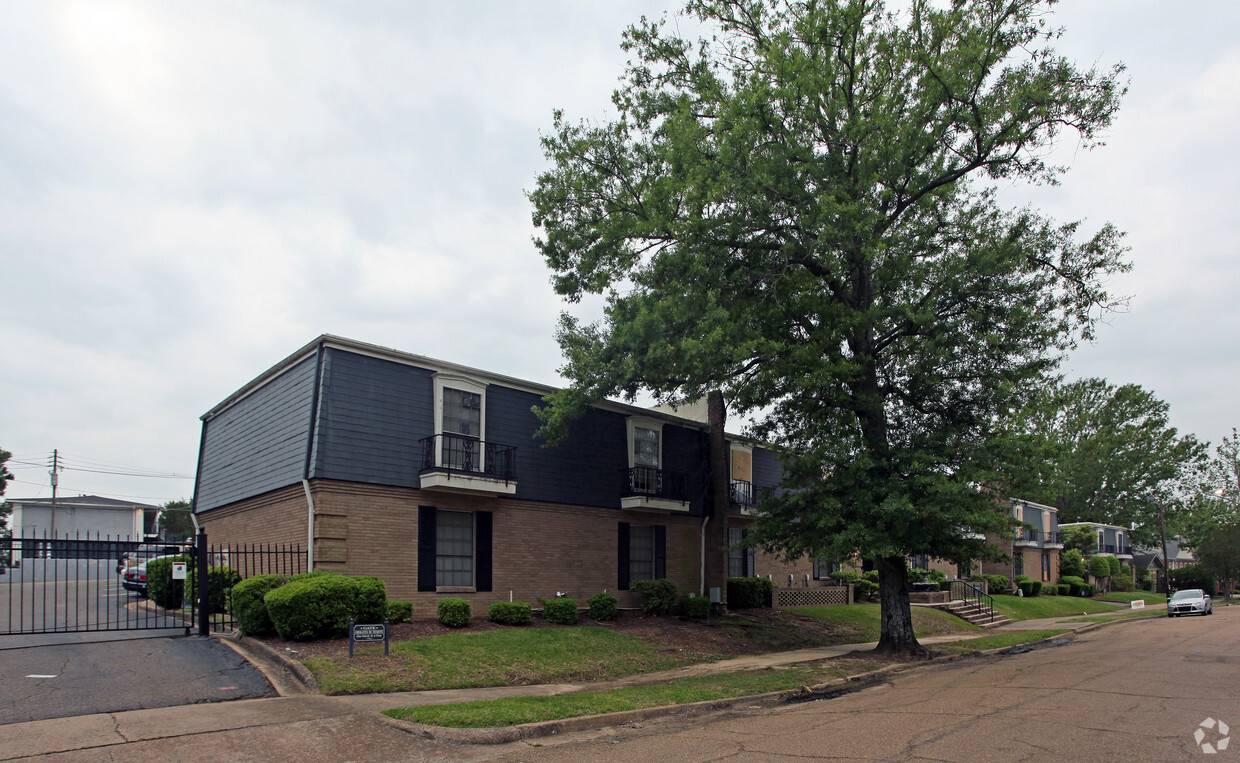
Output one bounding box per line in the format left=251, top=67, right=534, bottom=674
left=621, top=466, right=686, bottom=501
left=419, top=434, right=517, bottom=480
left=950, top=579, right=995, bottom=623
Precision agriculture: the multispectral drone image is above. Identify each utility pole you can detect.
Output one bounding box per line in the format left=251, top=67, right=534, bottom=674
left=49, top=449, right=59, bottom=540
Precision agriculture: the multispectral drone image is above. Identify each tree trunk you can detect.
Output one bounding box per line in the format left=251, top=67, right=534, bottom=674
left=705, top=390, right=731, bottom=597
left=874, top=556, right=929, bottom=657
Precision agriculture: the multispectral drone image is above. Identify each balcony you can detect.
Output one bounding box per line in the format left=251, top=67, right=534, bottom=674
left=729, top=480, right=759, bottom=514
left=1098, top=542, right=1133, bottom=558
left=418, top=433, right=517, bottom=496
left=621, top=466, right=690, bottom=513
left=1014, top=530, right=1062, bottom=548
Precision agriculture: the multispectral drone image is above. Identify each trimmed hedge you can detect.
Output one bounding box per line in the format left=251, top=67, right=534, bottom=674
left=146, top=555, right=192, bottom=609
left=681, top=594, right=710, bottom=619
left=488, top=601, right=533, bottom=626
left=1017, top=580, right=1043, bottom=597
left=438, top=598, right=471, bottom=628
left=386, top=600, right=414, bottom=624
left=543, top=598, right=579, bottom=625
left=588, top=592, right=618, bottom=621
left=230, top=574, right=287, bottom=636
left=263, top=573, right=388, bottom=641
left=189, top=565, right=242, bottom=614
left=1060, top=575, right=1085, bottom=597
left=969, top=574, right=1011, bottom=595
left=630, top=578, right=677, bottom=615
left=727, top=577, right=773, bottom=608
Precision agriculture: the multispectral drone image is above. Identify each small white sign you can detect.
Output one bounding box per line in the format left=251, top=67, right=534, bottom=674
left=1130, top=599, right=1145, bottom=610
left=171, top=562, right=187, bottom=580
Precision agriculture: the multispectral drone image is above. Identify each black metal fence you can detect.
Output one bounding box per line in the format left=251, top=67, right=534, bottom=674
left=622, top=466, right=686, bottom=501
left=1, top=530, right=305, bottom=637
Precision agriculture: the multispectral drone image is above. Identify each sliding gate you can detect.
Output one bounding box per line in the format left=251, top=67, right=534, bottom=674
left=1, top=531, right=306, bottom=637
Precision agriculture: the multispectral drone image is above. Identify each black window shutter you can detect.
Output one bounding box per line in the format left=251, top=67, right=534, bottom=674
left=617, top=522, right=630, bottom=590
left=418, top=506, right=437, bottom=592
left=744, top=529, right=755, bottom=578
left=475, top=511, right=492, bottom=592
left=655, top=525, right=667, bottom=579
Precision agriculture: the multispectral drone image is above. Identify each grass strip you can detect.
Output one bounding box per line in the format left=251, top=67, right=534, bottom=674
left=384, top=665, right=869, bottom=728
left=790, top=604, right=979, bottom=641
left=933, top=629, right=1068, bottom=655
left=1097, top=592, right=1166, bottom=605
left=303, top=627, right=713, bottom=695
left=990, top=595, right=1118, bottom=622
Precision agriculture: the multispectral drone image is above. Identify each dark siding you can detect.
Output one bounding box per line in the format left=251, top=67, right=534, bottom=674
left=312, top=348, right=433, bottom=488
left=486, top=385, right=630, bottom=509
left=752, top=447, right=783, bottom=491
left=661, top=424, right=707, bottom=515
left=196, top=356, right=317, bottom=512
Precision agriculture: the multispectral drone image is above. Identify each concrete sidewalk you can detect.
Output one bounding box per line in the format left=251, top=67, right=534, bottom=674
left=0, top=617, right=1121, bottom=760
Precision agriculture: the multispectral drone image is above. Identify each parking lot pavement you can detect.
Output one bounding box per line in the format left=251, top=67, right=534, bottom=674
left=0, top=635, right=274, bottom=724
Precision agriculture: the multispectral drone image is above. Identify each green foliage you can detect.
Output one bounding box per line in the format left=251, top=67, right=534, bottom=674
left=188, top=565, right=241, bottom=614
left=543, top=598, right=579, bottom=625
left=1106, top=556, right=1123, bottom=576
left=1059, top=549, right=1087, bottom=579
left=630, top=578, right=677, bottom=615
left=0, top=448, right=13, bottom=499
left=530, top=0, right=1127, bottom=654
left=230, top=574, right=287, bottom=636
left=264, top=573, right=389, bottom=641
left=1083, top=583, right=1097, bottom=597
left=1171, top=565, right=1217, bottom=596
left=1059, top=575, right=1085, bottom=597
left=1017, top=580, right=1042, bottom=597
left=1088, top=556, right=1113, bottom=580
left=437, top=598, right=471, bottom=628
left=726, top=577, right=772, bottom=609
left=1194, top=522, right=1240, bottom=598
left=969, top=574, right=1011, bottom=595
left=386, top=600, right=414, bottom=624
left=587, top=592, right=618, bottom=621
left=995, top=379, right=1207, bottom=544
left=680, top=594, right=710, bottom=619
left=488, top=602, right=533, bottom=626
left=157, top=499, right=195, bottom=540
left=146, top=555, right=191, bottom=609
left=1060, top=526, right=1098, bottom=556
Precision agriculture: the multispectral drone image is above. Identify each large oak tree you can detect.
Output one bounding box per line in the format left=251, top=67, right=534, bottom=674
left=530, top=0, right=1128, bottom=655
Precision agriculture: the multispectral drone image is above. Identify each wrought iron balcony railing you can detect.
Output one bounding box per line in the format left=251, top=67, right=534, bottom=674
left=1014, top=529, right=1062, bottom=546
left=622, top=466, right=686, bottom=502
left=419, top=434, right=517, bottom=481
left=729, top=479, right=757, bottom=507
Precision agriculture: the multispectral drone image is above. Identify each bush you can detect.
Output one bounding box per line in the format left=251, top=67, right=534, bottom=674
left=1088, top=556, right=1113, bottom=580
left=1139, top=577, right=1154, bottom=591
left=230, top=574, right=286, bottom=636
left=969, top=574, right=1010, bottom=595
left=146, top=555, right=192, bottom=609
left=726, top=577, right=773, bottom=608
left=437, top=598, right=471, bottom=628
left=681, top=594, right=710, bottom=619
left=543, top=598, right=579, bottom=625
left=1171, top=565, right=1217, bottom=596
left=488, top=601, right=533, bottom=626
left=925, top=569, right=948, bottom=585
left=188, top=565, right=242, bottom=614
left=386, top=600, right=414, bottom=624
left=631, top=578, right=677, bottom=614
left=1030, top=580, right=1043, bottom=596
left=1106, top=555, right=1123, bottom=576
left=266, top=574, right=357, bottom=640
left=1112, top=571, right=1135, bottom=592
left=588, top=592, right=618, bottom=621
left=1041, top=582, right=1056, bottom=595
left=350, top=577, right=389, bottom=623
left=1060, top=575, right=1085, bottom=597
left=1017, top=580, right=1042, bottom=597
left=1083, top=583, right=1097, bottom=597
left=830, top=571, right=876, bottom=601
left=1060, top=549, right=1086, bottom=579
left=1059, top=584, right=1071, bottom=595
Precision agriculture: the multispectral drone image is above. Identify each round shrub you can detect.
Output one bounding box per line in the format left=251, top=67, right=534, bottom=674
left=1060, top=575, right=1085, bottom=597
left=189, top=565, right=242, bottom=614
left=386, top=600, right=414, bottom=624
left=230, top=574, right=286, bottom=636
left=488, top=601, right=533, bottom=626
left=438, top=598, right=471, bottom=628
left=146, top=555, right=192, bottom=609
left=588, top=592, right=618, bottom=621
left=631, top=578, right=677, bottom=614
left=726, top=577, right=772, bottom=609
left=265, top=574, right=357, bottom=641
left=350, top=576, right=388, bottom=623
left=681, top=594, right=710, bottom=619
left=1088, top=556, right=1113, bottom=580
left=543, top=598, right=579, bottom=625
left=1106, top=555, right=1123, bottom=576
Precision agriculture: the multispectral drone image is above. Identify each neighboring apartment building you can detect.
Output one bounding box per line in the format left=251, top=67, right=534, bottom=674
left=191, top=335, right=793, bottom=615
left=980, top=498, right=1064, bottom=585
left=6, top=495, right=160, bottom=562
left=1059, top=522, right=1133, bottom=560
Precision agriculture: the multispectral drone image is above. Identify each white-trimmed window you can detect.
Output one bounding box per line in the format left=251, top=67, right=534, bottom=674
left=433, top=373, right=487, bottom=471
left=436, top=509, right=474, bottom=587
left=627, top=417, right=664, bottom=494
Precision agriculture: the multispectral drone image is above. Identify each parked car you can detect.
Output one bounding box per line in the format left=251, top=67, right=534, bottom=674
left=120, top=554, right=183, bottom=596
left=1167, top=588, right=1213, bottom=617
left=116, top=543, right=187, bottom=574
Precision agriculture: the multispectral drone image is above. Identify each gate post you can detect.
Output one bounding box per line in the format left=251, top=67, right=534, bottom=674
left=197, top=529, right=210, bottom=637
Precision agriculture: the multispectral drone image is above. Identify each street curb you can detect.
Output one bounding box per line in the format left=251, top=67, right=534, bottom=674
left=217, top=632, right=319, bottom=696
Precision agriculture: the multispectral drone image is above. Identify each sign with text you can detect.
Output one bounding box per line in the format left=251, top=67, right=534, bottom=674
left=1131, top=600, right=1146, bottom=610
left=171, top=562, right=187, bottom=580
left=348, top=620, right=390, bottom=657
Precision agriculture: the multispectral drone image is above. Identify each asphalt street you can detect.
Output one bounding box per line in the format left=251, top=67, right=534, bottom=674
left=0, top=635, right=274, bottom=724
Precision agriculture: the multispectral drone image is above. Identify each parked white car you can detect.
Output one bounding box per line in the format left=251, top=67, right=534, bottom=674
left=1167, top=588, right=1213, bottom=617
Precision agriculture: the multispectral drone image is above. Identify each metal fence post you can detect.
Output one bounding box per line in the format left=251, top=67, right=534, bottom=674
left=197, top=529, right=209, bottom=637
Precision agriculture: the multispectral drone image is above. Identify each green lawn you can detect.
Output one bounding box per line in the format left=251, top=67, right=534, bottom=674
left=1097, top=591, right=1166, bottom=605
left=384, top=664, right=875, bottom=728
left=990, top=594, right=1119, bottom=621
left=933, top=629, right=1069, bottom=655
left=791, top=604, right=980, bottom=641
left=303, top=627, right=712, bottom=695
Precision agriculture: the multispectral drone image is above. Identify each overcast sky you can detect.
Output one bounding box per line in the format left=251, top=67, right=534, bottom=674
left=3, top=1, right=1237, bottom=508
